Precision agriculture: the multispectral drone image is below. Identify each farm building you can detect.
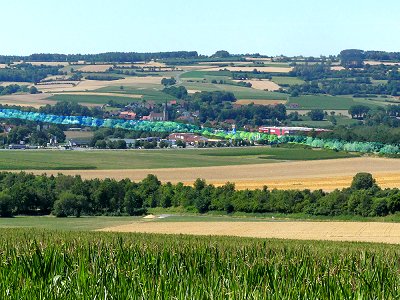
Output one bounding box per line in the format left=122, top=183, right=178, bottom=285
left=119, top=111, right=137, bottom=120
left=258, top=126, right=331, bottom=136
left=168, top=133, right=208, bottom=145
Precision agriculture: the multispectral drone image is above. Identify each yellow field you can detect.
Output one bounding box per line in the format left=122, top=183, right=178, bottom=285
left=26, top=157, right=400, bottom=191
left=198, top=61, right=250, bottom=66
left=0, top=81, right=32, bottom=87
left=203, top=66, right=293, bottom=73
left=26, top=61, right=70, bottom=67
left=236, top=99, right=287, bottom=106
left=53, top=92, right=142, bottom=99
left=244, top=57, right=272, bottom=61
left=78, top=64, right=114, bottom=72
left=37, top=77, right=162, bottom=92
left=234, top=79, right=281, bottom=91
left=99, top=220, right=400, bottom=244
left=187, top=89, right=201, bottom=93
left=364, top=60, right=400, bottom=66
left=330, top=66, right=345, bottom=71
left=0, top=94, right=56, bottom=108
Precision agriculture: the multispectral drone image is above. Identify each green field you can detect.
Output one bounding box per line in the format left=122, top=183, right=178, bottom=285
left=0, top=228, right=399, bottom=298
left=180, top=70, right=232, bottom=79
left=96, top=86, right=175, bottom=102
left=290, top=116, right=359, bottom=128
left=0, top=147, right=357, bottom=170
left=182, top=81, right=287, bottom=100
left=287, top=95, right=382, bottom=110
left=271, top=76, right=305, bottom=85
left=48, top=94, right=137, bottom=105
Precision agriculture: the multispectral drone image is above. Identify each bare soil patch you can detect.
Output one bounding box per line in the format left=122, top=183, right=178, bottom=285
left=99, top=221, right=400, bottom=244
left=28, top=157, right=400, bottom=191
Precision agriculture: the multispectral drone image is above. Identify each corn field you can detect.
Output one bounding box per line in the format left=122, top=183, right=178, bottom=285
left=0, top=229, right=399, bottom=299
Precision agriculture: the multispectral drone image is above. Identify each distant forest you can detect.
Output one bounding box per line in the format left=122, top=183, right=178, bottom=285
left=0, top=51, right=199, bottom=64
left=1, top=49, right=400, bottom=64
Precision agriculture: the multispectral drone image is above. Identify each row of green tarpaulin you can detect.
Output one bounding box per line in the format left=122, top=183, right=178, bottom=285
left=0, top=108, right=398, bottom=154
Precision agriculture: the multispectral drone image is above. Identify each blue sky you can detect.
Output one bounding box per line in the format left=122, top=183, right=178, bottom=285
left=1, top=0, right=399, bottom=56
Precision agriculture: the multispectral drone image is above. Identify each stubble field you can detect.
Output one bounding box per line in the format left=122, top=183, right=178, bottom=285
left=99, top=220, right=400, bottom=244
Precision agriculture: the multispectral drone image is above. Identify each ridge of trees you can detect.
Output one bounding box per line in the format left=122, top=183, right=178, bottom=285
left=0, top=52, right=199, bottom=64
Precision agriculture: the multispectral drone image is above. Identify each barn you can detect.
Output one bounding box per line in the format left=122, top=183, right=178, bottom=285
left=258, top=126, right=331, bottom=136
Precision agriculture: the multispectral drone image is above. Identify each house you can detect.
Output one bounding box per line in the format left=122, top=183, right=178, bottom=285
left=168, top=133, right=208, bottom=145
left=9, top=144, right=26, bottom=150
left=119, top=111, right=137, bottom=120
left=67, top=138, right=91, bottom=147
left=149, top=112, right=165, bottom=121
left=258, top=126, right=331, bottom=136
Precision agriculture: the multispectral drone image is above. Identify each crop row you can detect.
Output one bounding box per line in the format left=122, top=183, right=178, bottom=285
left=0, top=229, right=400, bottom=299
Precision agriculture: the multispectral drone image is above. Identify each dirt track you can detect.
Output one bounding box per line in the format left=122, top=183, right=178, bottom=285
left=99, top=221, right=400, bottom=244
left=28, top=157, right=400, bottom=191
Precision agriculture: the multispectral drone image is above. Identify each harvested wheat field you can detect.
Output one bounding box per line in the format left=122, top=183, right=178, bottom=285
left=330, top=66, right=345, bottom=71
left=236, top=99, right=287, bottom=105
left=187, top=89, right=201, bottom=93
left=244, top=57, right=272, bottom=61
left=203, top=66, right=293, bottom=73
left=27, top=61, right=69, bottom=66
left=53, top=92, right=142, bottom=99
left=234, top=79, right=281, bottom=91
left=0, top=81, right=32, bottom=87
left=37, top=77, right=162, bottom=92
left=364, top=60, right=400, bottom=66
left=0, top=94, right=56, bottom=108
left=78, top=64, right=113, bottom=72
left=30, top=157, right=400, bottom=191
left=99, top=220, right=400, bottom=244
left=198, top=61, right=250, bottom=66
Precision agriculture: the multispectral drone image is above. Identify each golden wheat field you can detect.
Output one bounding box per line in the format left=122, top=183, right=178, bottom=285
left=203, top=66, right=293, bottom=73
left=234, top=79, right=281, bottom=91
left=99, top=220, right=400, bottom=244
left=52, top=92, right=142, bottom=98
left=77, top=64, right=114, bottom=72
left=364, top=60, right=400, bottom=66
left=0, top=94, right=56, bottom=107
left=37, top=76, right=162, bottom=92
left=27, top=157, right=400, bottom=191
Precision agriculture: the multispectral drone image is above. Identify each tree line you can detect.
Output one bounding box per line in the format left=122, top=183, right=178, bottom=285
left=0, top=63, right=63, bottom=83
left=0, top=52, right=199, bottom=64
left=0, top=172, right=399, bottom=219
